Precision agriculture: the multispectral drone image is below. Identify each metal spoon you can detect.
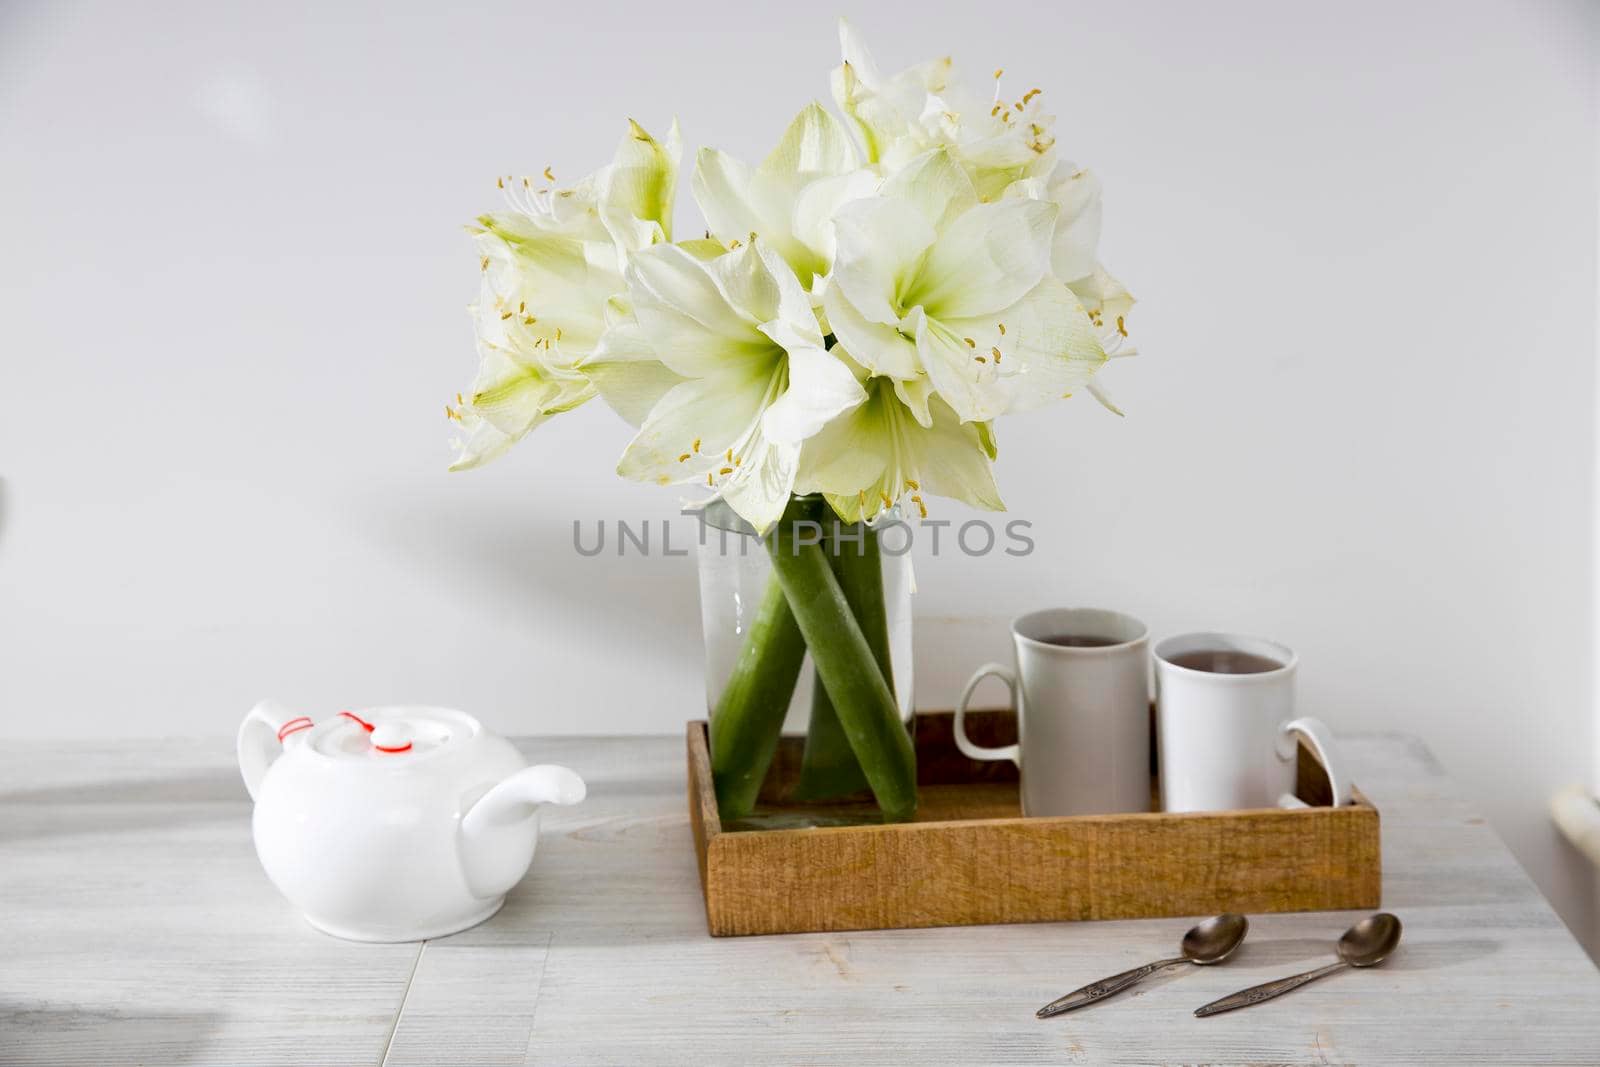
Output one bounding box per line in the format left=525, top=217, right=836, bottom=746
left=1036, top=913, right=1249, bottom=1018
left=1194, top=912, right=1402, bottom=1018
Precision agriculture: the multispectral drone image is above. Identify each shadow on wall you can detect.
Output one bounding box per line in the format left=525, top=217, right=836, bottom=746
left=339, top=480, right=703, bottom=673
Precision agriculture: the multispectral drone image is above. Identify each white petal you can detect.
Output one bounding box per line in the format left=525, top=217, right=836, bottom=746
left=942, top=278, right=1106, bottom=414
left=719, top=437, right=800, bottom=534
left=617, top=366, right=773, bottom=485
left=829, top=197, right=937, bottom=326
left=625, top=244, right=767, bottom=377
left=448, top=411, right=521, bottom=472
left=761, top=344, right=865, bottom=444
left=691, top=149, right=764, bottom=250
left=823, top=283, right=921, bottom=379
left=913, top=308, right=1011, bottom=423
left=760, top=102, right=859, bottom=179
left=916, top=394, right=1004, bottom=512
left=882, top=148, right=978, bottom=232
left=581, top=322, right=686, bottom=427
left=905, top=198, right=1057, bottom=319
left=600, top=118, right=681, bottom=253
left=1067, top=263, right=1136, bottom=321
left=891, top=374, right=935, bottom=428
left=1045, top=165, right=1102, bottom=283
left=1087, top=379, right=1124, bottom=416
left=789, top=168, right=880, bottom=281
left=796, top=380, right=1001, bottom=521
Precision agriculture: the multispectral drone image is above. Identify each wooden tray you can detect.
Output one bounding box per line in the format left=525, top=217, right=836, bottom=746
left=687, top=710, right=1380, bottom=937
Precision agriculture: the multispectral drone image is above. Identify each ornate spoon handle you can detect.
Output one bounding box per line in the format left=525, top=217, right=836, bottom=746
left=1193, top=961, right=1348, bottom=1017
left=1036, top=957, right=1188, bottom=1018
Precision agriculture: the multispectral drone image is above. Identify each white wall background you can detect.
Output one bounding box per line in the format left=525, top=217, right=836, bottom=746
left=3, top=1, right=1597, bottom=953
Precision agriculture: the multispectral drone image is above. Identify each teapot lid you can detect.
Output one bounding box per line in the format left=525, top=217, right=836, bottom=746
left=307, top=707, right=480, bottom=763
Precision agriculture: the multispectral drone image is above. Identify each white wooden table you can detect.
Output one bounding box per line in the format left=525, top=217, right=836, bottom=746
left=3, top=733, right=1597, bottom=1066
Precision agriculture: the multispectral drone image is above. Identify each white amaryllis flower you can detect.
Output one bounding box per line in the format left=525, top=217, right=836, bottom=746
left=448, top=120, right=680, bottom=469
left=1000, top=163, right=1138, bottom=413
left=823, top=148, right=1106, bottom=426
left=614, top=239, right=865, bottom=531
left=691, top=102, right=878, bottom=290
left=796, top=370, right=1001, bottom=523
left=831, top=19, right=1055, bottom=199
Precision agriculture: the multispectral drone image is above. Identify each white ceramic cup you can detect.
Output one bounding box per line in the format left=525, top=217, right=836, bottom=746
left=1153, top=632, right=1350, bottom=812
left=953, top=608, right=1152, bottom=816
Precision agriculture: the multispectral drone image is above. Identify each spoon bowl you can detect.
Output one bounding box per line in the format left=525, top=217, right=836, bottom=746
left=1182, top=912, right=1250, bottom=965
left=1337, top=911, right=1403, bottom=968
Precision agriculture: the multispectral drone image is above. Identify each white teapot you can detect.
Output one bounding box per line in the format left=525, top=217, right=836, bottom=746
left=237, top=700, right=585, bottom=942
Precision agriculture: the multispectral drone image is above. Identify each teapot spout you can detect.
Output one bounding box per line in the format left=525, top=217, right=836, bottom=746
left=458, top=765, right=585, bottom=900
left=461, top=764, right=586, bottom=839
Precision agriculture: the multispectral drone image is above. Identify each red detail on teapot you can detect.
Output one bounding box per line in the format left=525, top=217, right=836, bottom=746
left=276, top=717, right=314, bottom=742
left=374, top=742, right=414, bottom=754
left=340, top=711, right=375, bottom=733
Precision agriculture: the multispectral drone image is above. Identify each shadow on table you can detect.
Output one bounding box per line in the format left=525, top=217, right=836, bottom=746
left=0, top=1003, right=223, bottom=1066
left=0, top=771, right=245, bottom=843
left=1380, top=938, right=1500, bottom=972
left=1219, top=936, right=1500, bottom=974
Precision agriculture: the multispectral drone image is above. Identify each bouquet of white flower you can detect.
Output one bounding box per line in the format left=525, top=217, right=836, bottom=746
left=447, top=20, right=1134, bottom=821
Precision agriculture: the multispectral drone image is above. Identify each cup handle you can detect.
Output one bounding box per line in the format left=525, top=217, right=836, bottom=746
left=954, top=663, right=1021, bottom=767
left=1277, top=715, right=1351, bottom=807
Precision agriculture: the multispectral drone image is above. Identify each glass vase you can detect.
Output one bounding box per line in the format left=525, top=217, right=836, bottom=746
left=695, top=496, right=915, bottom=822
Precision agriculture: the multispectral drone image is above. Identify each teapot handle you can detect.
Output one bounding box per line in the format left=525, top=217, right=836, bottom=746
left=237, top=699, right=311, bottom=801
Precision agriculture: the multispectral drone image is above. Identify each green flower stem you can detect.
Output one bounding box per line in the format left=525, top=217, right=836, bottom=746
left=766, top=514, right=918, bottom=822
left=792, top=518, right=895, bottom=801
left=709, top=568, right=808, bottom=820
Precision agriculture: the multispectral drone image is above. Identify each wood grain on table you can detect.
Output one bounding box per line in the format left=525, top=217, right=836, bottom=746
left=1, top=734, right=1597, bottom=1065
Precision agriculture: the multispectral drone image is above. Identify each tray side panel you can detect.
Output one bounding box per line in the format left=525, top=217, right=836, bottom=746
left=685, top=722, right=718, bottom=929
left=707, top=802, right=1380, bottom=936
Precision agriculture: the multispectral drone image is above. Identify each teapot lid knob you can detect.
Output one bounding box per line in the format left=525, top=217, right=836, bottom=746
left=371, top=721, right=414, bottom=754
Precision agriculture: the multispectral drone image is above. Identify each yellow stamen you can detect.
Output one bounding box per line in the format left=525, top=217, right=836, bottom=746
left=991, top=346, right=1002, bottom=359
left=1014, top=102, right=1023, bottom=112
left=479, top=255, right=489, bottom=272
left=880, top=491, right=894, bottom=508
left=456, top=393, right=464, bottom=406
left=997, top=323, right=1006, bottom=336
left=693, top=438, right=701, bottom=452
left=499, top=310, right=513, bottom=320
left=719, top=466, right=733, bottom=476
left=905, top=479, right=920, bottom=490
left=518, top=301, right=525, bottom=314
left=707, top=473, right=713, bottom=486
left=1117, top=315, right=1128, bottom=337
left=976, top=356, right=987, bottom=364
left=543, top=166, right=555, bottom=181
left=993, top=67, right=1004, bottom=79
left=964, top=337, right=976, bottom=348
left=725, top=448, right=733, bottom=462
left=677, top=453, right=691, bottom=463
left=496, top=177, right=504, bottom=189
left=555, top=327, right=563, bottom=341
left=1022, top=88, right=1041, bottom=104
left=523, top=315, right=535, bottom=325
